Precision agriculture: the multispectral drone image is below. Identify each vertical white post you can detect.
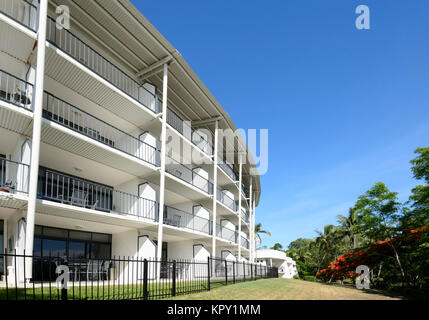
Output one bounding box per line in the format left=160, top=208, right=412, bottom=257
left=24, top=0, right=48, bottom=279
left=237, top=156, right=242, bottom=260
left=156, top=63, right=168, bottom=279
left=252, top=197, right=256, bottom=261
left=248, top=180, right=253, bottom=261
left=211, top=121, right=218, bottom=259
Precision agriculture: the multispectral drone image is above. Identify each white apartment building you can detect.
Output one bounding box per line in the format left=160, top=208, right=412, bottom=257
left=256, top=249, right=298, bottom=279
left=0, top=0, right=260, bottom=282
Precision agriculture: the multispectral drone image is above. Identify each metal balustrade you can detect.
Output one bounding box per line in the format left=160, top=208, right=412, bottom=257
left=46, top=17, right=158, bottom=114
left=241, top=210, right=249, bottom=224
left=216, top=223, right=238, bottom=243
left=164, top=205, right=212, bottom=235
left=241, top=236, right=250, bottom=249
left=39, top=170, right=157, bottom=221
left=166, top=106, right=213, bottom=156
left=217, top=156, right=237, bottom=181
left=241, top=182, right=248, bottom=199
left=0, top=158, right=29, bottom=194
left=0, top=0, right=38, bottom=31
left=42, top=92, right=159, bottom=166
left=216, top=188, right=237, bottom=211
left=165, top=155, right=213, bottom=194
left=0, top=69, right=33, bottom=111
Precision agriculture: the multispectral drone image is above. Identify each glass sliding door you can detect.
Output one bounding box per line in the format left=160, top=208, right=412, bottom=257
left=33, top=225, right=112, bottom=281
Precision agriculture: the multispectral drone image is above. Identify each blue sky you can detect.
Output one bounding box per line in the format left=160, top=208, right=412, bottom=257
left=132, top=0, right=429, bottom=248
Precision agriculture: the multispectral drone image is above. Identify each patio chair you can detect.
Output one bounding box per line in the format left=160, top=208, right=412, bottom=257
left=99, top=260, right=110, bottom=280
left=86, top=260, right=102, bottom=281
left=71, top=189, right=88, bottom=207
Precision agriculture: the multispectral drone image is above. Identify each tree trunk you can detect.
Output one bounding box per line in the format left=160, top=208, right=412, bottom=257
left=390, top=244, right=405, bottom=287
left=315, top=252, right=327, bottom=281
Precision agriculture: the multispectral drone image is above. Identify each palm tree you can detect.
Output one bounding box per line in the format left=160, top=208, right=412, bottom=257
left=255, top=223, right=271, bottom=248
left=271, top=243, right=283, bottom=250
left=314, top=224, right=336, bottom=278
left=337, top=207, right=360, bottom=249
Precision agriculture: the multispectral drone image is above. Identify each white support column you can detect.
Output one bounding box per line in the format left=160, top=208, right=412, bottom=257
left=156, top=63, right=168, bottom=279
left=252, top=198, right=256, bottom=262
left=248, top=180, right=253, bottom=261
left=24, top=0, right=48, bottom=279
left=211, top=121, right=219, bottom=259
left=237, top=156, right=243, bottom=260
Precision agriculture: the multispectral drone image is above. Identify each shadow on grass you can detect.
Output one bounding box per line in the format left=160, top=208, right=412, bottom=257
left=310, top=280, right=428, bottom=300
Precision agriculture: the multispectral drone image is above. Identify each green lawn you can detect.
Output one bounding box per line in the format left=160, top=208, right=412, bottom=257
left=1, top=278, right=406, bottom=300
left=170, top=278, right=403, bottom=300
left=0, top=279, right=224, bottom=301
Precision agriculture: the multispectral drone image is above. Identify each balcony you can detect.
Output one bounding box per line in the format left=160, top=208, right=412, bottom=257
left=37, top=169, right=157, bottom=221
left=166, top=106, right=213, bottom=156
left=0, top=157, right=29, bottom=209
left=0, top=157, right=29, bottom=193
left=216, top=223, right=237, bottom=243
left=0, top=69, right=34, bottom=135
left=165, top=155, right=213, bottom=195
left=41, top=91, right=159, bottom=167
left=241, top=210, right=249, bottom=225
left=241, top=236, right=250, bottom=249
left=0, top=0, right=38, bottom=32
left=217, top=157, right=237, bottom=182
left=0, top=69, right=33, bottom=110
left=163, top=205, right=211, bottom=235
left=0, top=0, right=38, bottom=62
left=43, top=16, right=157, bottom=128
left=217, top=188, right=237, bottom=212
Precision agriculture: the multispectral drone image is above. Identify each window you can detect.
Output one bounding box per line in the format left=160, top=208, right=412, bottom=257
left=33, top=225, right=111, bottom=260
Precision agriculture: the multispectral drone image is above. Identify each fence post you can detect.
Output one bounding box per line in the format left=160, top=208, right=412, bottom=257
left=143, top=259, right=148, bottom=300
left=207, top=257, right=211, bottom=291
left=232, top=261, right=236, bottom=284
left=243, top=262, right=246, bottom=282
left=224, top=260, right=228, bottom=285
left=172, top=260, right=176, bottom=297
left=61, top=256, right=68, bottom=301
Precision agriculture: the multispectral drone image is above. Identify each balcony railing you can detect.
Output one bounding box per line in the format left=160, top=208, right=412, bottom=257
left=217, top=188, right=237, bottom=212
left=0, top=69, right=33, bottom=111
left=166, top=106, right=213, bottom=156
left=46, top=16, right=158, bottom=114
left=217, top=156, right=237, bottom=181
left=0, top=158, right=29, bottom=194
left=0, top=0, right=38, bottom=31
left=241, top=210, right=249, bottom=224
left=38, top=169, right=157, bottom=221
left=216, top=223, right=237, bottom=243
left=164, top=205, right=212, bottom=235
left=165, top=155, right=213, bottom=194
left=241, top=236, right=250, bottom=249
left=241, top=183, right=248, bottom=200
left=42, top=92, right=159, bottom=166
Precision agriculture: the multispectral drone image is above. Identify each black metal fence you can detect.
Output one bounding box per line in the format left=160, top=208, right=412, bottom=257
left=0, top=252, right=278, bottom=300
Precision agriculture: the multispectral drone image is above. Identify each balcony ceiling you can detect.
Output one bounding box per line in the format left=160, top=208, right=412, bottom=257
left=48, top=0, right=261, bottom=205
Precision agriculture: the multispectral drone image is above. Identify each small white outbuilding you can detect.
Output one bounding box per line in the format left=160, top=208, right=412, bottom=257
left=256, top=249, right=298, bottom=279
